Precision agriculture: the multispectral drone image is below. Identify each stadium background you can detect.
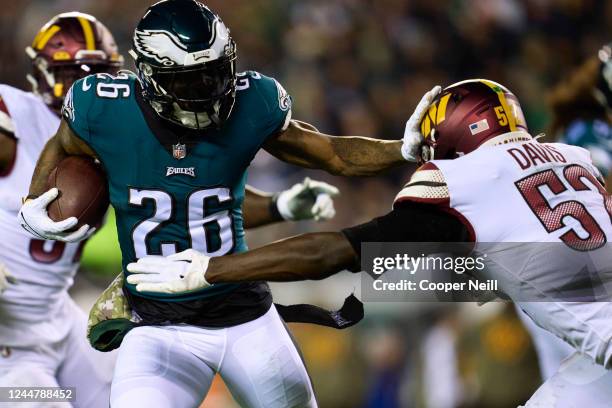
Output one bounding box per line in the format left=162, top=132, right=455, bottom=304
left=1, top=1, right=610, bottom=407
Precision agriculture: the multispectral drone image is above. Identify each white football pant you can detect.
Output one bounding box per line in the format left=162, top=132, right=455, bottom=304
left=522, top=352, right=612, bottom=407
left=110, top=304, right=317, bottom=408
left=0, top=298, right=115, bottom=408
left=515, top=304, right=574, bottom=379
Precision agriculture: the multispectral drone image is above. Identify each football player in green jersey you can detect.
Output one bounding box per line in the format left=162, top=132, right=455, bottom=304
left=18, top=1, right=437, bottom=407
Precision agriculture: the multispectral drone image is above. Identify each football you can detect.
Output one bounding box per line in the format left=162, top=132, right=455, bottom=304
left=46, top=156, right=110, bottom=230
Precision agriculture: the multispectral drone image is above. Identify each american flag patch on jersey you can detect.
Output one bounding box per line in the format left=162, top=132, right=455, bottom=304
left=469, top=119, right=490, bottom=135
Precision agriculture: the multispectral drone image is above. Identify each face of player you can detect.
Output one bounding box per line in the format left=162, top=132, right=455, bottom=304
left=39, top=62, right=119, bottom=115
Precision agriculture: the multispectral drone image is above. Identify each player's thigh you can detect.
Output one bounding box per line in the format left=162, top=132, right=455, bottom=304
left=518, top=301, right=612, bottom=368
left=521, top=352, right=612, bottom=408
left=219, top=305, right=317, bottom=408
left=56, top=305, right=116, bottom=408
left=515, top=304, right=574, bottom=379
left=110, top=326, right=215, bottom=408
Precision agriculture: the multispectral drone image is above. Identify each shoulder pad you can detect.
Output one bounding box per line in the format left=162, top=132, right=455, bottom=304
left=238, top=71, right=291, bottom=112
left=63, top=72, right=134, bottom=124
left=235, top=70, right=292, bottom=135
left=394, top=162, right=449, bottom=205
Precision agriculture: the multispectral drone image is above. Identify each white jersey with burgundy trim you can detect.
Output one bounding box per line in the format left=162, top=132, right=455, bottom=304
left=395, top=134, right=612, bottom=367
left=394, top=134, right=611, bottom=245
left=0, top=85, right=82, bottom=346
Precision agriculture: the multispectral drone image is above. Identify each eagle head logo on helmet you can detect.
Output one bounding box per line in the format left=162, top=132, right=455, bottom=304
left=130, top=0, right=237, bottom=130
left=419, top=79, right=530, bottom=162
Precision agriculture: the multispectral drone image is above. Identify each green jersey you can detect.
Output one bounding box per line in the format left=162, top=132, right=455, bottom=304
left=559, top=119, right=612, bottom=176
left=62, top=71, right=290, bottom=307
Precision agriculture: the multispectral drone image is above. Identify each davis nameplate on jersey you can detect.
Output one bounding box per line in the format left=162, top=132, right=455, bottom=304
left=172, top=142, right=186, bottom=159
left=166, top=167, right=195, bottom=177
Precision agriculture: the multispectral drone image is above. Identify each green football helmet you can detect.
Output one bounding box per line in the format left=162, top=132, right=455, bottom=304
left=130, top=0, right=237, bottom=129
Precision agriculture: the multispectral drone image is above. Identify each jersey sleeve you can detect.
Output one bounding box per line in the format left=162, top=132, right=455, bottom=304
left=249, top=72, right=292, bottom=137
left=392, top=162, right=476, bottom=241
left=0, top=97, right=15, bottom=137
left=341, top=202, right=470, bottom=265
left=61, top=76, right=96, bottom=143
left=393, top=162, right=450, bottom=206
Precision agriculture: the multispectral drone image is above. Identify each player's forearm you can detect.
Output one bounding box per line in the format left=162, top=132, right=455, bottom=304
left=242, top=186, right=283, bottom=229
left=29, top=120, right=96, bottom=197
left=266, top=121, right=406, bottom=177
left=327, top=136, right=405, bottom=176
left=28, top=135, right=68, bottom=197
left=206, top=232, right=357, bottom=283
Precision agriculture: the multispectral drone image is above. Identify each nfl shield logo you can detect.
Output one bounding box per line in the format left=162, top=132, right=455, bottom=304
left=172, top=143, right=186, bottom=160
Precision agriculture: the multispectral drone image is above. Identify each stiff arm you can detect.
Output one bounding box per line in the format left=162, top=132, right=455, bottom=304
left=264, top=120, right=407, bottom=177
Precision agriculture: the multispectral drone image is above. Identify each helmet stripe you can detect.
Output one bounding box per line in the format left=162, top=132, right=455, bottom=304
left=77, top=17, right=96, bottom=50
left=435, top=93, right=451, bottom=124
left=481, top=79, right=517, bottom=131
left=33, top=25, right=61, bottom=50
left=427, top=103, right=438, bottom=126
left=422, top=114, right=431, bottom=138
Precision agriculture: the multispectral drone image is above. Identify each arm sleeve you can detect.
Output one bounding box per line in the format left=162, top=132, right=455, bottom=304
left=341, top=201, right=470, bottom=261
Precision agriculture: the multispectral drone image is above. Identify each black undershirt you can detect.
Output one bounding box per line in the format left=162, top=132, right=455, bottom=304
left=341, top=201, right=471, bottom=270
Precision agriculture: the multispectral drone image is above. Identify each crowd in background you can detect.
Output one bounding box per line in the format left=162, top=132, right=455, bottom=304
left=1, top=1, right=610, bottom=407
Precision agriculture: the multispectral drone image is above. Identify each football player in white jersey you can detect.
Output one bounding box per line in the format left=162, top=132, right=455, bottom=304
left=128, top=79, right=612, bottom=407
left=0, top=11, right=339, bottom=408
left=0, top=12, right=124, bottom=408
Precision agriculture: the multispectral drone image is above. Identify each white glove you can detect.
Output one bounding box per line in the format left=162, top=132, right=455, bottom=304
left=276, top=177, right=339, bottom=221
left=0, top=263, right=15, bottom=293
left=126, top=249, right=211, bottom=294
left=18, top=188, right=95, bottom=243
left=401, top=86, right=442, bottom=162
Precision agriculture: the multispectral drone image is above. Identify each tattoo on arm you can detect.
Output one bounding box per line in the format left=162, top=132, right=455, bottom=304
left=264, top=120, right=405, bottom=176
left=206, top=232, right=358, bottom=283
left=28, top=120, right=96, bottom=196
left=242, top=185, right=283, bottom=229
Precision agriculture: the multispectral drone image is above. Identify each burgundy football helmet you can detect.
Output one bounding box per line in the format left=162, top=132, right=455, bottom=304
left=419, top=79, right=529, bottom=162
left=26, top=12, right=123, bottom=113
